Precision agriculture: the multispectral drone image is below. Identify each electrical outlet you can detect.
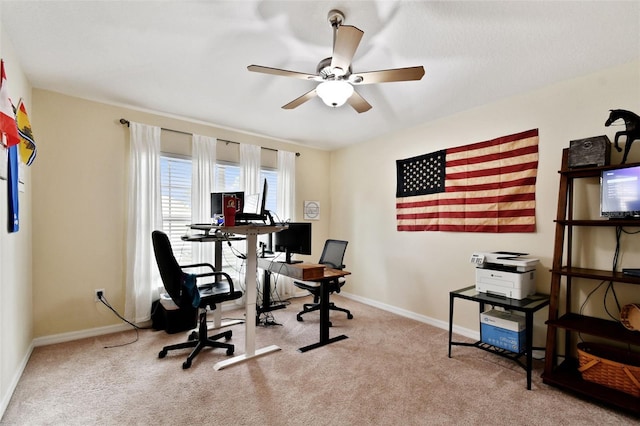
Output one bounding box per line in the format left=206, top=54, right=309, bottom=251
left=95, top=289, right=105, bottom=302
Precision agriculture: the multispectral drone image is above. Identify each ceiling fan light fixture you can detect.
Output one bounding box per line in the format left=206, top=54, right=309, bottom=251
left=316, top=80, right=353, bottom=107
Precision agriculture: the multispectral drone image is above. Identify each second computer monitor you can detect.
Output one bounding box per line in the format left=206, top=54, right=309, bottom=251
left=211, top=191, right=244, bottom=218
left=274, top=222, right=312, bottom=264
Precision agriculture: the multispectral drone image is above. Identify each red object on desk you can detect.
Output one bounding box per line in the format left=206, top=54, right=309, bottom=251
left=223, top=194, right=238, bottom=226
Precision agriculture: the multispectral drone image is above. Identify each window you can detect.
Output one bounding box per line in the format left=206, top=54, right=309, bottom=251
left=261, top=168, right=277, bottom=213
left=214, top=162, right=277, bottom=213
left=160, top=155, right=279, bottom=267
left=215, top=162, right=241, bottom=193
left=160, top=155, right=192, bottom=263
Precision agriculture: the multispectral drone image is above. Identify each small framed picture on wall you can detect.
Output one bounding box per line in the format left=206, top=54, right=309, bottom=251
left=303, top=200, right=320, bottom=220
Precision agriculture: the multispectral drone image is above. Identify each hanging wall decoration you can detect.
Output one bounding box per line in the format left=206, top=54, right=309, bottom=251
left=303, top=200, right=320, bottom=220
left=0, top=59, right=20, bottom=232
left=15, top=98, right=37, bottom=166
left=395, top=129, right=539, bottom=233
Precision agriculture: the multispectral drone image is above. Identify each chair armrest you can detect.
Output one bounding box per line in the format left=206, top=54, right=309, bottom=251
left=180, top=262, right=215, bottom=272
left=293, top=280, right=321, bottom=292
left=322, top=262, right=345, bottom=270
left=196, top=271, right=236, bottom=293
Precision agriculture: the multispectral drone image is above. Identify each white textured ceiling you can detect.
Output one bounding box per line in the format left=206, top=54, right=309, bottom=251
left=2, top=1, right=639, bottom=150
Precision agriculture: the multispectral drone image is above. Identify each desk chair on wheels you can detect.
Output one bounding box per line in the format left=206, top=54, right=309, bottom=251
left=294, top=239, right=353, bottom=325
left=152, top=230, right=243, bottom=369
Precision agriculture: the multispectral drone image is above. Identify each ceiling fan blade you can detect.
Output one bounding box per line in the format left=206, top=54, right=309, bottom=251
left=330, top=25, right=364, bottom=73
left=282, top=89, right=318, bottom=110
left=347, top=90, right=372, bottom=113
left=351, top=66, right=425, bottom=84
left=247, top=65, right=318, bottom=81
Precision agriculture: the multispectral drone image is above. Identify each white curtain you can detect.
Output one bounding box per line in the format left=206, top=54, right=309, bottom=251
left=277, top=150, right=296, bottom=222
left=276, top=150, right=297, bottom=295
left=191, top=134, right=217, bottom=264
left=125, top=122, right=162, bottom=323
left=240, top=143, right=261, bottom=195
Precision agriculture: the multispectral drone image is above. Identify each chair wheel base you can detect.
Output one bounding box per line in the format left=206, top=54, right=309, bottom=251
left=158, top=350, right=167, bottom=359
left=347, top=313, right=354, bottom=319
left=182, top=360, right=191, bottom=369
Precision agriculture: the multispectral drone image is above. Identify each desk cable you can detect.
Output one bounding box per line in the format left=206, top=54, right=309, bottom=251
left=96, top=293, right=149, bottom=348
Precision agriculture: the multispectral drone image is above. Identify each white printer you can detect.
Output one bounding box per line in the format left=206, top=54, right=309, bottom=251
left=470, top=251, right=539, bottom=299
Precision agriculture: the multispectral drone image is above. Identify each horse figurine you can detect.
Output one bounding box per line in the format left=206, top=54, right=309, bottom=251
left=605, top=109, right=640, bottom=164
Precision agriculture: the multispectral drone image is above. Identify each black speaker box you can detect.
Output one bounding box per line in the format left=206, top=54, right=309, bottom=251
left=568, top=135, right=611, bottom=168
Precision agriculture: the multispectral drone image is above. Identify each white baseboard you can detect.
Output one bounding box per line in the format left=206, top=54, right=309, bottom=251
left=32, top=323, right=136, bottom=347
left=32, top=301, right=244, bottom=347
left=0, top=341, right=34, bottom=420
left=340, top=291, right=479, bottom=341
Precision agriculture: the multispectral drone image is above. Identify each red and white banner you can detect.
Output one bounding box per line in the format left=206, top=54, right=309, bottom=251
left=0, top=60, right=20, bottom=148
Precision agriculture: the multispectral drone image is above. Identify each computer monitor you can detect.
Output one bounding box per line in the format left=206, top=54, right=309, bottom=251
left=211, top=191, right=244, bottom=218
left=600, top=164, right=640, bottom=218
left=274, top=222, right=312, bottom=264
left=236, top=178, right=269, bottom=222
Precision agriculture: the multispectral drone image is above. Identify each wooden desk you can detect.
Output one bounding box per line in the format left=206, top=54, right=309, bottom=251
left=258, top=258, right=351, bottom=352
left=188, top=224, right=285, bottom=370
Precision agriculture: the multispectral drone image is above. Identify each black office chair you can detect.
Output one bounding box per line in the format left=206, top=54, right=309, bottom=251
left=293, top=239, right=353, bottom=324
left=152, top=230, right=243, bottom=369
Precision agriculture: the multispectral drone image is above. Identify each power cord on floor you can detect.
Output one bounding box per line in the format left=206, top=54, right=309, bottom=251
left=97, top=292, right=148, bottom=348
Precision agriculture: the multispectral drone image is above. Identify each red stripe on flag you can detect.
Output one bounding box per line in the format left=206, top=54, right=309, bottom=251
left=396, top=189, right=536, bottom=209
left=445, top=175, right=538, bottom=193
left=446, top=129, right=539, bottom=155
left=397, top=224, right=536, bottom=233
left=397, top=208, right=536, bottom=220
left=446, top=145, right=538, bottom=168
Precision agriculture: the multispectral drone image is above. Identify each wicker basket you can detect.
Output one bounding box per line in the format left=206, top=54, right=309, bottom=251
left=577, top=342, right=640, bottom=398
left=621, top=303, right=640, bottom=331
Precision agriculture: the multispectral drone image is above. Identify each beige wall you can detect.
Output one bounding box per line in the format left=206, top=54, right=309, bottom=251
left=30, top=90, right=331, bottom=338
left=0, top=23, right=33, bottom=415
left=330, top=60, right=640, bottom=343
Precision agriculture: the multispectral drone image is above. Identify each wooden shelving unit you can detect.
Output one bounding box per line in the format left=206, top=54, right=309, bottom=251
left=542, top=149, right=640, bottom=414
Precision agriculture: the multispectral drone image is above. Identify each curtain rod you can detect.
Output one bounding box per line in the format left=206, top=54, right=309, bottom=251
left=119, top=118, right=300, bottom=156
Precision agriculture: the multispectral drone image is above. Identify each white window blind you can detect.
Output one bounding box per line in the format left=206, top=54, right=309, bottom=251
left=261, top=169, right=277, bottom=213
left=215, top=163, right=241, bottom=192
left=160, top=155, right=193, bottom=263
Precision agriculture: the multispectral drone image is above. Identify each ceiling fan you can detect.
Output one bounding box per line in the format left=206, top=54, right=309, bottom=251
left=247, top=9, right=425, bottom=113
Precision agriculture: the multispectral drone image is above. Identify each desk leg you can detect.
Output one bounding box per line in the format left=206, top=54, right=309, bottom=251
left=448, top=293, right=454, bottom=358
left=298, top=278, right=348, bottom=352
left=209, top=304, right=243, bottom=330
left=525, top=312, right=534, bottom=390
left=214, top=233, right=280, bottom=370
left=211, top=240, right=242, bottom=330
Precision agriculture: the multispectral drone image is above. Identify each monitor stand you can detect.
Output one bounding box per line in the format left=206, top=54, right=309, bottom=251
left=278, top=250, right=302, bottom=264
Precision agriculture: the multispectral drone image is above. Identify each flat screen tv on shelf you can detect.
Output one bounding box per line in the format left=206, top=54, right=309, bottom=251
left=600, top=164, right=640, bottom=218
left=274, top=222, right=312, bottom=264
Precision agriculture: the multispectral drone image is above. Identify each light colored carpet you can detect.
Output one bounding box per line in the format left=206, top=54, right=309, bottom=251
left=1, top=295, right=637, bottom=425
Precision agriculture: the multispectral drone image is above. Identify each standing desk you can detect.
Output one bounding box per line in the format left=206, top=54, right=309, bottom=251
left=189, top=224, right=285, bottom=370
left=257, top=258, right=351, bottom=352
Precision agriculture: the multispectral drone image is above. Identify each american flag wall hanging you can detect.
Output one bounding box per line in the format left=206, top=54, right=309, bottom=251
left=395, top=129, right=539, bottom=233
